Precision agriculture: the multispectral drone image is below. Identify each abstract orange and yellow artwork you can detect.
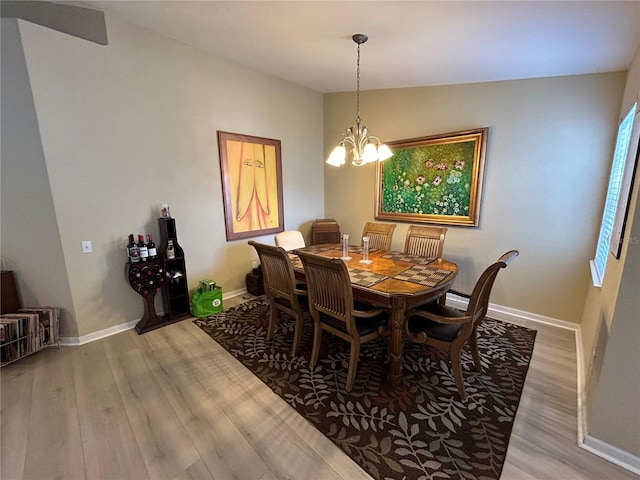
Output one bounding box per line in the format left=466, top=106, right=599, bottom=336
left=218, top=131, right=284, bottom=241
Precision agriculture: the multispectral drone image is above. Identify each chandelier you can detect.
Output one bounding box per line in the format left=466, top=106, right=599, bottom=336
left=327, top=34, right=393, bottom=167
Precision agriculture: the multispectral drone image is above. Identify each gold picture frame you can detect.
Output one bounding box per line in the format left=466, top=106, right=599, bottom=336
left=375, top=128, right=488, bottom=227
left=218, top=131, right=284, bottom=241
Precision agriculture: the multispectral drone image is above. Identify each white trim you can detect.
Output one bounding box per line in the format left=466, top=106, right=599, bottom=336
left=59, top=287, right=250, bottom=346
left=60, top=319, right=139, bottom=346
left=575, top=326, right=588, bottom=443
left=445, top=292, right=579, bottom=331
left=582, top=435, right=640, bottom=476
left=589, top=259, right=603, bottom=288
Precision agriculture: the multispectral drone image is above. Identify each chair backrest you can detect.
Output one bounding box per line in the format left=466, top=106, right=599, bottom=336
left=274, top=230, right=305, bottom=251
left=404, top=225, right=448, bottom=258
left=361, top=222, right=396, bottom=250
left=466, top=250, right=519, bottom=325
left=249, top=241, right=298, bottom=303
left=296, top=251, right=356, bottom=334
left=311, top=219, right=341, bottom=245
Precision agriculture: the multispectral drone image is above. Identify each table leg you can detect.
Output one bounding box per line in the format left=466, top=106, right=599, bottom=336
left=388, top=297, right=407, bottom=387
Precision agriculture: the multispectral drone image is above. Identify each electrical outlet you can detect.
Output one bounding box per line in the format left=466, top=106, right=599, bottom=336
left=81, top=241, right=93, bottom=254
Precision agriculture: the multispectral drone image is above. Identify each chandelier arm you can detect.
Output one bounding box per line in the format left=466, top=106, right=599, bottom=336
left=342, top=135, right=357, bottom=148
left=367, top=134, right=382, bottom=145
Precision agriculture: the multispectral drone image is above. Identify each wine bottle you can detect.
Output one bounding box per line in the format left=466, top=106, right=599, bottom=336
left=128, top=234, right=140, bottom=263
left=146, top=234, right=157, bottom=259
left=166, top=240, right=176, bottom=259
left=138, top=235, right=149, bottom=261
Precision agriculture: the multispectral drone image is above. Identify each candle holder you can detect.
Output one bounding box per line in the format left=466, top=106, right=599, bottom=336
left=341, top=233, right=352, bottom=261
left=359, top=236, right=372, bottom=264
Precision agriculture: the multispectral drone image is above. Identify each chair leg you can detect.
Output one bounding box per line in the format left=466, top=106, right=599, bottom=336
left=267, top=304, right=278, bottom=340
left=310, top=321, right=323, bottom=368
left=449, top=345, right=467, bottom=401
left=469, top=333, right=482, bottom=372
left=290, top=313, right=304, bottom=357
left=345, top=341, right=360, bottom=392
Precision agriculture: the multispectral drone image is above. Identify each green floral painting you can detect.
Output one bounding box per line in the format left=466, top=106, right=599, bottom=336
left=376, top=128, right=488, bottom=226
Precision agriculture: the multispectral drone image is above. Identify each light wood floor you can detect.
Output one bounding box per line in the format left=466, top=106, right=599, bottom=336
left=1, top=293, right=638, bottom=480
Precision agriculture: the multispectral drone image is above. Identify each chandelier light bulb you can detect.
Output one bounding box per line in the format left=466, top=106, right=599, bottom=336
left=327, top=145, right=346, bottom=166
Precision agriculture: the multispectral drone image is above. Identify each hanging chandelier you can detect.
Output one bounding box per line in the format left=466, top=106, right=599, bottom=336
left=327, top=34, right=393, bottom=167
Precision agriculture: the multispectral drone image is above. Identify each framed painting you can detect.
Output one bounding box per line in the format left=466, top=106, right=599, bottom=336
left=218, top=131, right=284, bottom=241
left=376, top=128, right=488, bottom=227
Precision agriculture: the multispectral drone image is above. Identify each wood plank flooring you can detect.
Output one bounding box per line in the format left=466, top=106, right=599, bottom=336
left=1, top=294, right=637, bottom=480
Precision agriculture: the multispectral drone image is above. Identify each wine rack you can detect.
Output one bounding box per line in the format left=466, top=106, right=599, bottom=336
left=126, top=258, right=167, bottom=334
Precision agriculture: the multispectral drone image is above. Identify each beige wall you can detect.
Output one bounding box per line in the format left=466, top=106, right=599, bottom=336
left=1, top=14, right=324, bottom=338
left=583, top=43, right=640, bottom=457
left=1, top=18, right=77, bottom=336
left=324, top=73, right=626, bottom=323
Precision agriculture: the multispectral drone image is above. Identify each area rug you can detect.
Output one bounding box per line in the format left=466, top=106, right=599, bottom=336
left=194, top=298, right=537, bottom=480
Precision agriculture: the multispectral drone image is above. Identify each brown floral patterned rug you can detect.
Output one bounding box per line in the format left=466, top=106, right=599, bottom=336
left=194, top=298, right=536, bottom=480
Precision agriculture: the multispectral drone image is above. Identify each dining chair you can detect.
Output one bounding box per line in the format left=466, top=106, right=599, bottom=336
left=404, top=225, right=448, bottom=258
left=248, top=241, right=309, bottom=356
left=311, top=218, right=341, bottom=245
left=361, top=222, right=396, bottom=250
left=297, top=251, right=388, bottom=392
left=274, top=230, right=306, bottom=252
left=404, top=250, right=519, bottom=400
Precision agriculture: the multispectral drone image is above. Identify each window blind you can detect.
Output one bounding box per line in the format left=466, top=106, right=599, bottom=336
left=593, top=103, right=637, bottom=284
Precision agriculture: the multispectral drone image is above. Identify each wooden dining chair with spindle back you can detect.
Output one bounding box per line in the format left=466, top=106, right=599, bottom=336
left=404, top=225, right=448, bottom=258
left=361, top=222, right=396, bottom=250
left=404, top=250, right=519, bottom=400
left=297, top=251, right=389, bottom=392
left=249, top=241, right=309, bottom=356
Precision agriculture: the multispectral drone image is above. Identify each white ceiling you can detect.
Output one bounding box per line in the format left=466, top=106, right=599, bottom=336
left=73, top=1, right=640, bottom=94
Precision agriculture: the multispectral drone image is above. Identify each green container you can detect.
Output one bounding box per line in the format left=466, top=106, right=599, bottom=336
left=192, top=285, right=223, bottom=317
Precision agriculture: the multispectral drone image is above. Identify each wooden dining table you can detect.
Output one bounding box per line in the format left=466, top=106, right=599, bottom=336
left=290, top=244, right=458, bottom=387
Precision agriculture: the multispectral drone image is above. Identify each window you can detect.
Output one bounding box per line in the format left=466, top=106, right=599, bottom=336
left=591, top=102, right=639, bottom=287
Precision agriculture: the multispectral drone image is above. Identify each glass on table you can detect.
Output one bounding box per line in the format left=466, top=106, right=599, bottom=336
left=341, top=233, right=352, bottom=261
left=359, top=236, right=372, bottom=264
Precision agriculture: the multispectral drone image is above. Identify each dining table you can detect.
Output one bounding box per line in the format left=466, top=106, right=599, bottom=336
left=290, top=243, right=458, bottom=387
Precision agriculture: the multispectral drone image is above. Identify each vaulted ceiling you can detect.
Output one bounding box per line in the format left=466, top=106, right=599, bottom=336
left=70, top=1, right=640, bottom=93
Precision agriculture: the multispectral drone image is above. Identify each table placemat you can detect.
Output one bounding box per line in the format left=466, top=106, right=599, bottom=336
left=290, top=255, right=387, bottom=288
left=345, top=245, right=379, bottom=255
left=380, top=252, right=435, bottom=265
left=347, top=267, right=388, bottom=288
left=393, top=265, right=453, bottom=287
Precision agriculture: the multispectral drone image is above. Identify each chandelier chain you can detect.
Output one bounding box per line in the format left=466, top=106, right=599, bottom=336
left=356, top=41, right=361, bottom=126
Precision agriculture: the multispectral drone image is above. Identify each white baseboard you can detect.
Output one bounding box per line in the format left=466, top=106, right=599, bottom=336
left=60, top=319, right=139, bottom=346
left=582, top=435, right=640, bottom=475
left=60, top=287, right=249, bottom=346
left=445, top=293, right=580, bottom=331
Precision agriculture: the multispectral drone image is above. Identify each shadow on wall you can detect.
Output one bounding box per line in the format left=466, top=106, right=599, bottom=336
left=586, top=314, right=609, bottom=410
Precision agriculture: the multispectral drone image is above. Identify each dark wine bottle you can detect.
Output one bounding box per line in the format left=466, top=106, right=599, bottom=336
left=138, top=235, right=149, bottom=261
left=146, top=234, right=157, bottom=259
left=128, top=234, right=140, bottom=263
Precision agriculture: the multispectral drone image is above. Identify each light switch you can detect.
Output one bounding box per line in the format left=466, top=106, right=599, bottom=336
left=81, top=241, right=93, bottom=253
